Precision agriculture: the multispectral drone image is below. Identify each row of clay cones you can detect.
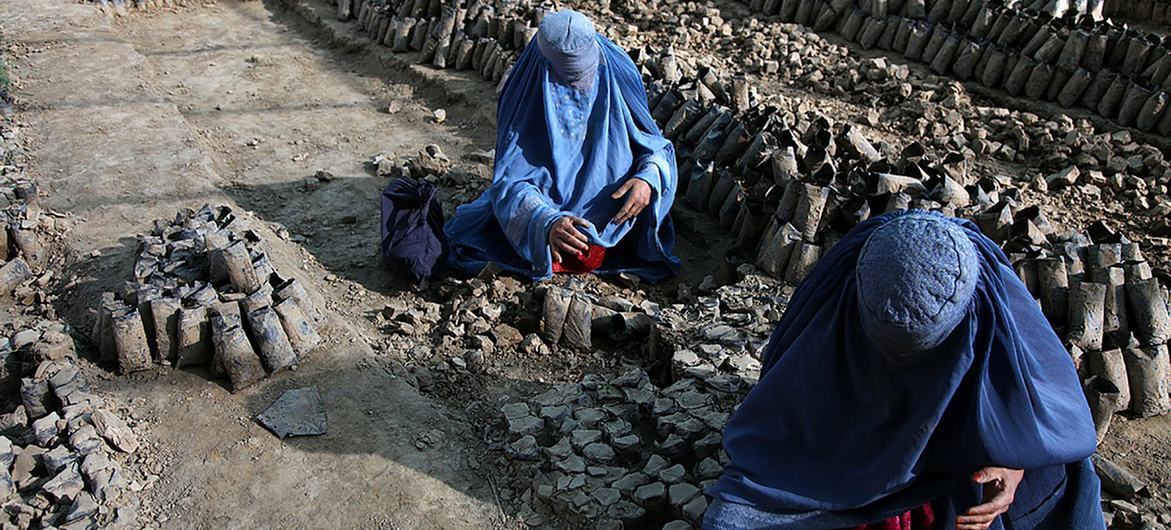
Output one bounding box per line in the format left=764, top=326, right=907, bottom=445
left=349, top=0, right=522, bottom=87
left=746, top=0, right=1171, bottom=135
left=95, top=275, right=324, bottom=391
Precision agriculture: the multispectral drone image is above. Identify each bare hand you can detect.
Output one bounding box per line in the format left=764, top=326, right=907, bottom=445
left=549, top=216, right=591, bottom=263
left=957, top=467, right=1024, bottom=530
left=611, top=178, right=652, bottom=225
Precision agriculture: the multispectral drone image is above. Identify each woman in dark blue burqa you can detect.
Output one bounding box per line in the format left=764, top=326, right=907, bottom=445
left=705, top=210, right=1104, bottom=530
left=444, top=10, right=680, bottom=283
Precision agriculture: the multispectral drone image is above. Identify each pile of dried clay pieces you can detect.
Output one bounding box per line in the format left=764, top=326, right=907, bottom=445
left=1, top=321, right=139, bottom=530
left=0, top=177, right=42, bottom=299
left=89, top=0, right=224, bottom=14
left=1, top=108, right=72, bottom=319
left=92, top=205, right=324, bottom=392
left=538, top=281, right=661, bottom=355
left=500, top=368, right=747, bottom=529
left=0, top=95, right=43, bottom=303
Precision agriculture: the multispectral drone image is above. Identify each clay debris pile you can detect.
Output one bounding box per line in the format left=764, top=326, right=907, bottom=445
left=659, top=268, right=787, bottom=382
left=378, top=247, right=777, bottom=390
left=92, top=205, right=324, bottom=392
left=2, top=89, right=63, bottom=311
left=385, top=267, right=671, bottom=382
left=596, top=2, right=864, bottom=89
left=1, top=118, right=69, bottom=317
left=89, top=0, right=221, bottom=14
left=887, top=80, right=1171, bottom=225
left=500, top=368, right=749, bottom=529
left=379, top=268, right=526, bottom=374
left=584, top=2, right=921, bottom=113
left=0, top=322, right=139, bottom=530
left=0, top=177, right=44, bottom=299
left=634, top=37, right=1028, bottom=285
left=652, top=82, right=990, bottom=286
left=337, top=0, right=543, bottom=86
left=1094, top=454, right=1159, bottom=529
left=976, top=111, right=1171, bottom=194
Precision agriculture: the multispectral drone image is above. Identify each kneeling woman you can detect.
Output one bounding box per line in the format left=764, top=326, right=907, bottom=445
left=444, top=10, right=681, bottom=283
left=706, top=211, right=1104, bottom=530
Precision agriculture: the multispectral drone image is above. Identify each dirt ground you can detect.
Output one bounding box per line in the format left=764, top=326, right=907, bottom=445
left=1, top=1, right=519, bottom=528
left=1, top=0, right=1170, bottom=528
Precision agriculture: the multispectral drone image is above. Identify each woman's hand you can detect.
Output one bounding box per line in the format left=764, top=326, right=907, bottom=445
left=957, top=467, right=1025, bottom=530
left=611, top=178, right=652, bottom=225
left=549, top=216, right=591, bottom=263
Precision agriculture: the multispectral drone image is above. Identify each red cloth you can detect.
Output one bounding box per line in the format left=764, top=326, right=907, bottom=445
left=848, top=504, right=936, bottom=530
left=552, top=244, right=607, bottom=274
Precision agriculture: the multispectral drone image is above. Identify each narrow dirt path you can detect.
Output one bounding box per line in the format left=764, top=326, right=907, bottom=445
left=0, top=1, right=511, bottom=528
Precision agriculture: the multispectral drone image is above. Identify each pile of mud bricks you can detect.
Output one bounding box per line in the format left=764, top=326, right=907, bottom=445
left=1, top=322, right=138, bottom=529
left=92, top=206, right=325, bottom=392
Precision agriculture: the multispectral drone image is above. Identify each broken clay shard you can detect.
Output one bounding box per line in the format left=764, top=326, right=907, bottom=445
left=256, top=387, right=327, bottom=439
left=1083, top=376, right=1121, bottom=445
left=1092, top=454, right=1148, bottom=500
left=92, top=409, right=139, bottom=453
left=0, top=258, right=33, bottom=296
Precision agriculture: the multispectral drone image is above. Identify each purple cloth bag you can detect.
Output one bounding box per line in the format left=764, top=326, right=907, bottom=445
left=380, top=177, right=446, bottom=286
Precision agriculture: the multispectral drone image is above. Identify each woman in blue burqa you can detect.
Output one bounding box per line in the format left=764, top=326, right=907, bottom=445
left=444, top=10, right=680, bottom=282
left=705, top=210, right=1104, bottom=530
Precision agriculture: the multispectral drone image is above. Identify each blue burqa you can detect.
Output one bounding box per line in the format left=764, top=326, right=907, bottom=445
left=444, top=12, right=681, bottom=282
left=705, top=210, right=1104, bottom=530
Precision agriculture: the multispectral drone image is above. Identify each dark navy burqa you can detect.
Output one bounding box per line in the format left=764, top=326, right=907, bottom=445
left=705, top=210, right=1105, bottom=530
left=443, top=11, right=681, bottom=282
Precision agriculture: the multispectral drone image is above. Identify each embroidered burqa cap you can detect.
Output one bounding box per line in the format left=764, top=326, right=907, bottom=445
left=536, top=10, right=601, bottom=91
left=856, top=213, right=980, bottom=361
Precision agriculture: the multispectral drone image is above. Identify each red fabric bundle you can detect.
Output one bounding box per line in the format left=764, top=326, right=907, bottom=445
left=552, top=244, right=607, bottom=274
left=849, top=504, right=935, bottom=530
